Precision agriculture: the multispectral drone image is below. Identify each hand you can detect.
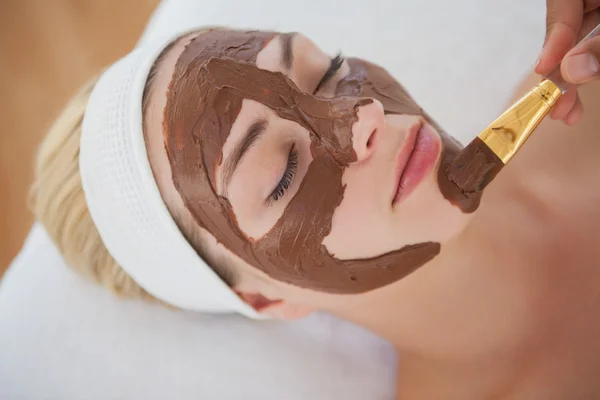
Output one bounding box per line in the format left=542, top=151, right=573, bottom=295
left=535, top=0, right=600, bottom=125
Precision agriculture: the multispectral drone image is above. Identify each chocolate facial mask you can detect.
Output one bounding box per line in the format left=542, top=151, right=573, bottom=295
left=439, top=138, right=503, bottom=213
left=164, top=29, right=460, bottom=293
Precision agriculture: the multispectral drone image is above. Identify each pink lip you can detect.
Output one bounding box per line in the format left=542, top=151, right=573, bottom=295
left=392, top=122, right=441, bottom=205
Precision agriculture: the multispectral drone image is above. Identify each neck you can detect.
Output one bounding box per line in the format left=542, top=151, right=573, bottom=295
left=327, top=226, right=472, bottom=351
left=331, top=169, right=544, bottom=346
left=327, top=190, right=532, bottom=399
left=327, top=170, right=551, bottom=396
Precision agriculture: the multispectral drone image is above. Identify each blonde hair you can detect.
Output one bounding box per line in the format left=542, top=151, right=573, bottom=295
left=29, top=38, right=183, bottom=302
left=29, top=75, right=157, bottom=301
left=30, top=31, right=237, bottom=304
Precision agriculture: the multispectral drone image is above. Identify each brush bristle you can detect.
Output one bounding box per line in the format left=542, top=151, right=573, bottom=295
left=438, top=137, right=504, bottom=213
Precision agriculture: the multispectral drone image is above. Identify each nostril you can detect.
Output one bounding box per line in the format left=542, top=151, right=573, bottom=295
left=366, top=129, right=376, bottom=149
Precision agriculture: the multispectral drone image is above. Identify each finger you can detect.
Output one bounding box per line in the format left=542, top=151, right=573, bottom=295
left=583, top=0, right=600, bottom=13
left=550, top=87, right=578, bottom=120
left=579, top=9, right=600, bottom=41
left=536, top=0, right=584, bottom=75
left=561, top=36, right=600, bottom=84
left=564, top=94, right=584, bottom=125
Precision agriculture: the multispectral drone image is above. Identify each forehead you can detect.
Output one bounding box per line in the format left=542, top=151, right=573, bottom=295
left=145, top=30, right=271, bottom=147
left=148, top=29, right=283, bottom=133
left=177, top=29, right=277, bottom=68
left=145, top=32, right=198, bottom=142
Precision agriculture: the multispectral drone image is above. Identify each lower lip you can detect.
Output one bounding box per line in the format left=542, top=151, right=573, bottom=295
left=393, top=124, right=440, bottom=204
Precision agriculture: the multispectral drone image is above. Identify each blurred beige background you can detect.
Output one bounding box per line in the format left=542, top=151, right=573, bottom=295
left=0, top=0, right=160, bottom=276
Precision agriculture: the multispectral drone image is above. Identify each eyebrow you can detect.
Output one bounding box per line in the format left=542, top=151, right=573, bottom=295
left=280, top=33, right=296, bottom=71
left=221, top=118, right=268, bottom=191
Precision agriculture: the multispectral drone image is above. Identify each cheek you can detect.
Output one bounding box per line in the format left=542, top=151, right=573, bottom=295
left=396, top=172, right=473, bottom=243
left=322, top=162, right=391, bottom=260
left=323, top=161, right=473, bottom=261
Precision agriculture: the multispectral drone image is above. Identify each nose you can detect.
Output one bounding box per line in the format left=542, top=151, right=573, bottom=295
left=352, top=99, right=385, bottom=162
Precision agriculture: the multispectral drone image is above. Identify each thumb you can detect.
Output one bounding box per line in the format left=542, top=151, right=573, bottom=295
left=561, top=36, right=600, bottom=84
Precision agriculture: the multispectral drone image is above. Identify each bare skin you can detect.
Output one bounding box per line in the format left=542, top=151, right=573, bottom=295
left=145, top=32, right=600, bottom=398
left=384, top=75, right=600, bottom=399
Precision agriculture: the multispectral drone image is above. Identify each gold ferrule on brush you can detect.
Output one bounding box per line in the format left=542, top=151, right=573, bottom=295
left=478, top=79, right=562, bottom=164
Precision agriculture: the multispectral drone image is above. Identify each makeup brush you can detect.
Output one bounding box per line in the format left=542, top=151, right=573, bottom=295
left=443, top=24, right=600, bottom=213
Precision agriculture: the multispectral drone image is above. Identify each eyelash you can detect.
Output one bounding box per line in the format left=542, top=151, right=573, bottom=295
left=313, top=52, right=345, bottom=94
left=269, top=144, right=299, bottom=204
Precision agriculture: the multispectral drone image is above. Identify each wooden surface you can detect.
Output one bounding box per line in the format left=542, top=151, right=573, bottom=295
left=0, top=0, right=160, bottom=276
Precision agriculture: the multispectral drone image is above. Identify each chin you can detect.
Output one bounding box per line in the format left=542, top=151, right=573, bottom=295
left=393, top=166, right=472, bottom=247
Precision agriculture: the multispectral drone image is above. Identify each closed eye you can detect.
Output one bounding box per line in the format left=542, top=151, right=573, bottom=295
left=313, top=53, right=344, bottom=94
left=267, top=144, right=298, bottom=205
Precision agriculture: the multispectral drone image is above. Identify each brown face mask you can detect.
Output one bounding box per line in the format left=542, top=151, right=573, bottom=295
left=164, top=29, right=460, bottom=294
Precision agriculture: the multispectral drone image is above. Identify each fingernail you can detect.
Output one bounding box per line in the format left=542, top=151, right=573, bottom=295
left=564, top=53, right=599, bottom=83
left=535, top=53, right=542, bottom=69
left=535, top=44, right=546, bottom=71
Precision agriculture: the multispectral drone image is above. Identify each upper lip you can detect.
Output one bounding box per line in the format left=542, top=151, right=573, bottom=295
left=392, top=120, right=423, bottom=202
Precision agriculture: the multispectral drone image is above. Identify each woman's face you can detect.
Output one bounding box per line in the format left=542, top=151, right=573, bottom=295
left=150, top=29, right=469, bottom=296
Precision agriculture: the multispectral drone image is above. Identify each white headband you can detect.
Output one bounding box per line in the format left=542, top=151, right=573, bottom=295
left=80, top=31, right=262, bottom=319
